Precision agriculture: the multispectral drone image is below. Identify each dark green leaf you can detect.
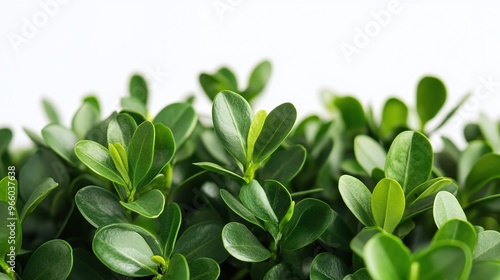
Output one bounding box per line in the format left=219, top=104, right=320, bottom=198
left=222, top=222, right=271, bottom=262
left=107, top=113, right=137, bottom=151
left=67, top=248, right=115, bottom=280
left=130, top=74, right=148, bottom=105
left=338, top=175, right=374, bottom=226
left=164, top=254, right=189, bottom=280
left=120, top=189, right=165, bottom=218
left=0, top=128, right=13, bottom=155
left=414, top=242, right=471, bottom=280
left=433, top=191, right=466, bottom=228
left=262, top=180, right=291, bottom=222
left=343, top=268, right=371, bottom=280
left=430, top=93, right=471, bottom=132
left=128, top=121, right=155, bottom=188
left=153, top=103, right=197, bottom=148
left=354, top=135, right=386, bottom=175
left=217, top=67, right=238, bottom=89
left=174, top=221, right=228, bottom=263
left=263, top=263, right=294, bottom=280
left=332, top=96, right=365, bottom=131
left=283, top=198, right=334, bottom=250
left=240, top=180, right=278, bottom=234
left=242, top=60, right=272, bottom=101
left=260, top=145, right=306, bottom=184
left=473, top=230, right=500, bottom=262
left=74, top=140, right=125, bottom=185
left=212, top=90, right=252, bottom=165
left=416, top=76, right=447, bottom=128
left=220, top=189, right=263, bottom=229
left=310, top=252, right=348, bottom=280
left=371, top=178, right=405, bottom=233
left=458, top=141, right=492, bottom=185
left=75, top=186, right=128, bottom=228
left=193, top=162, right=245, bottom=185
left=158, top=202, right=181, bottom=259
left=23, top=239, right=73, bottom=280
left=189, top=258, right=220, bottom=280
left=385, top=131, right=433, bottom=194
left=380, top=97, right=408, bottom=137
left=20, top=177, right=58, bottom=223
left=199, top=73, right=233, bottom=101
left=432, top=219, right=477, bottom=253
left=42, top=124, right=80, bottom=167
left=363, top=234, right=411, bottom=280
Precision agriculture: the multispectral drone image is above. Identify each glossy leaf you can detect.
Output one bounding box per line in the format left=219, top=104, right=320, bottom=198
left=220, top=189, right=263, bottom=229
left=371, top=178, right=405, bottom=233
left=385, top=131, right=433, bottom=194
left=93, top=224, right=160, bottom=277
left=310, top=252, right=348, bottom=280
left=120, top=189, right=165, bottom=218
left=212, top=90, right=252, bottom=165
left=42, top=124, right=80, bottom=166
left=282, top=198, right=334, bottom=250
left=174, top=221, right=228, bottom=263
left=72, top=101, right=100, bottom=139
left=253, top=103, right=297, bottom=163
left=75, top=140, right=125, bottom=185
left=473, top=230, right=500, bottom=262
left=129, top=74, right=148, bottom=105
left=193, top=162, right=245, bottom=185
left=414, top=242, right=471, bottom=280
left=164, top=254, right=189, bottom=280
left=107, top=113, right=137, bottom=151
left=338, top=175, right=374, bottom=226
left=247, top=110, right=267, bottom=160
left=262, top=180, right=292, bottom=222
left=433, top=191, right=467, bottom=228
left=189, top=258, right=220, bottom=280
left=240, top=180, right=278, bottom=225
left=264, top=263, right=294, bottom=280
left=432, top=219, right=477, bottom=253
left=158, top=202, right=181, bottom=259
left=260, top=145, right=306, bottom=184
left=465, top=153, right=500, bottom=196
left=363, top=233, right=411, bottom=280
left=416, top=76, right=447, bottom=128
left=380, top=97, right=408, bottom=137
left=75, top=186, right=128, bottom=228
left=222, top=222, right=271, bottom=262
left=22, top=239, right=73, bottom=280
left=128, top=121, right=155, bottom=188
left=354, top=135, right=386, bottom=175
left=20, top=177, right=58, bottom=223
left=153, top=103, right=197, bottom=148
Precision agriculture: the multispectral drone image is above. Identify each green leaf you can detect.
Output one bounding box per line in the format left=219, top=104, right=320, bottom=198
left=108, top=142, right=130, bottom=184
left=432, top=219, right=477, bottom=253
left=0, top=128, right=13, bottom=155
left=42, top=98, right=60, bottom=124
left=338, top=175, right=374, bottom=227
left=67, top=248, right=115, bottom=280
left=164, top=254, right=189, bottom=280
left=371, top=178, right=405, bottom=233
left=199, top=73, right=232, bottom=101
left=343, top=268, right=371, bottom=280
left=380, top=97, right=408, bottom=137
left=469, top=261, right=500, bottom=280
left=282, top=198, right=334, bottom=250
left=458, top=141, right=492, bottom=185
left=350, top=227, right=383, bottom=257
left=41, top=124, right=80, bottom=167
left=158, top=202, right=181, bottom=259
left=212, top=91, right=252, bottom=165
left=120, top=189, right=165, bottom=218
left=128, top=121, right=155, bottom=188
left=260, top=145, right=306, bottom=184
left=414, top=242, right=471, bottom=280
left=354, top=135, right=386, bottom=175
left=174, top=221, right=228, bottom=263
left=130, top=74, right=148, bottom=105
left=20, top=177, right=58, bottom=223
left=93, top=223, right=160, bottom=277
left=107, top=113, right=137, bottom=152
left=240, top=180, right=279, bottom=234
left=363, top=233, right=411, bottom=280
left=247, top=110, right=267, bottom=160
left=220, top=189, right=263, bottom=229
left=75, top=186, right=128, bottom=228
left=310, top=252, right=348, bottom=280
left=478, top=112, right=500, bottom=152
left=264, top=263, right=295, bottom=280
left=253, top=103, right=297, bottom=163
left=242, top=60, right=272, bottom=101
left=430, top=93, right=471, bottom=132
left=222, top=222, right=271, bottom=262
left=189, top=258, right=220, bottom=280
left=262, top=180, right=292, bottom=222
left=121, top=96, right=147, bottom=117
left=473, top=230, right=500, bottom=262
left=465, top=153, right=500, bottom=196
left=23, top=239, right=73, bottom=280
left=404, top=178, right=458, bottom=219
left=332, top=96, right=365, bottom=131
left=153, top=103, right=197, bottom=148
left=217, top=67, right=238, bottom=89
left=193, top=162, right=245, bottom=185
left=385, top=131, right=433, bottom=194
left=416, top=76, right=447, bottom=128
left=75, top=140, right=125, bottom=185
left=72, top=101, right=100, bottom=139
left=433, top=191, right=467, bottom=228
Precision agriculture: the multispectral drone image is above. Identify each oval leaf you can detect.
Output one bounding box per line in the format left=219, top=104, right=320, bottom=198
left=75, top=140, right=125, bottom=185
left=128, top=121, right=155, bottom=188
left=75, top=186, right=128, bottom=228
left=174, top=221, right=228, bottom=263
left=380, top=97, right=408, bottom=137
left=371, top=178, right=405, bottom=233
left=107, top=113, right=137, bottom=151
left=42, top=124, right=80, bottom=166
left=260, top=145, right=306, bottom=184
left=222, top=222, right=271, bottom=262
left=364, top=233, right=411, bottom=280
left=164, top=254, right=189, bottom=280
left=158, top=202, right=182, bottom=259
left=310, top=252, right=348, bottom=280
left=338, top=175, right=374, bottom=227
left=433, top=191, right=467, bottom=228
left=120, top=189, right=165, bottom=218
left=153, top=103, right=197, bottom=148
left=220, top=189, right=263, bottom=229
left=20, top=177, right=58, bottom=223
left=354, top=135, right=386, bottom=175
left=129, top=74, right=148, bottom=105
left=432, top=219, right=477, bottom=253
left=473, top=230, right=500, bottom=262
left=23, top=239, right=73, bottom=280
left=189, top=257, right=220, bottom=280
left=416, top=76, right=447, bottom=128
left=414, top=242, right=471, bottom=280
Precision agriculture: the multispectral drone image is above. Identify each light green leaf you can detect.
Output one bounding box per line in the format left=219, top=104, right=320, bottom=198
left=433, top=191, right=467, bottom=228
left=465, top=153, right=500, bottom=196
left=338, top=175, right=374, bottom=227
left=380, top=97, right=408, bottom=137
left=332, top=96, right=365, bottom=131
left=75, top=186, right=128, bottom=228
left=414, top=242, right=471, bottom=280
left=42, top=124, right=80, bottom=167
left=253, top=103, right=297, bottom=163
left=128, top=121, right=155, bottom=188
left=364, top=233, right=411, bottom=280
left=350, top=227, right=383, bottom=257
left=75, top=140, right=125, bottom=185
left=385, top=131, right=433, bottom=194
left=404, top=178, right=458, bottom=219
left=189, top=258, right=220, bottom=280
left=478, top=112, right=500, bottom=152
left=164, top=254, right=189, bottom=280
left=72, top=101, right=100, bottom=139
left=354, top=135, right=386, bottom=175
left=153, top=103, right=197, bottom=148
left=129, top=74, right=148, bottom=105
left=416, top=76, right=447, bottom=128
left=469, top=261, right=500, bottom=280
left=212, top=91, right=252, bottom=165
left=222, top=222, right=271, bottom=262
left=120, top=189, right=165, bottom=218
left=343, top=268, right=371, bottom=280
left=247, top=110, right=267, bottom=160
left=174, top=221, right=228, bottom=263
left=20, top=177, right=58, bottom=223
left=23, top=239, right=73, bottom=280
left=432, top=219, right=477, bottom=253
left=121, top=96, right=147, bottom=117
left=473, top=230, right=500, bottom=262
left=310, top=252, right=348, bottom=280
left=371, top=178, right=405, bottom=233
left=217, top=67, right=238, bottom=89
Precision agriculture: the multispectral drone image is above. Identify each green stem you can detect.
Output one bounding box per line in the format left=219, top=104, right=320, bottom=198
left=0, top=260, right=15, bottom=279
left=290, top=188, right=324, bottom=197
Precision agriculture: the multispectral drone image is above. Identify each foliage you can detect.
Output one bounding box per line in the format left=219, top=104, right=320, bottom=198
left=1, top=61, right=500, bottom=279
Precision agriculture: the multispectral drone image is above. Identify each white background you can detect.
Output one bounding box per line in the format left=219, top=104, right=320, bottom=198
left=2, top=0, right=500, bottom=148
